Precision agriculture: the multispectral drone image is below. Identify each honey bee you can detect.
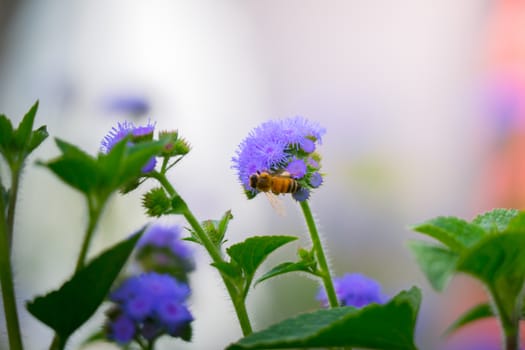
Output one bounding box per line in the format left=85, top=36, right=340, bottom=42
left=249, top=171, right=300, bottom=195
left=249, top=171, right=300, bottom=215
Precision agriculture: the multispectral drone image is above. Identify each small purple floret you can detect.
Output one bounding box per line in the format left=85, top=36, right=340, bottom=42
left=317, top=273, right=387, bottom=308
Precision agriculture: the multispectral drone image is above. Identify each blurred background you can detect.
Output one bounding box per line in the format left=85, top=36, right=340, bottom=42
left=0, top=0, right=523, bottom=349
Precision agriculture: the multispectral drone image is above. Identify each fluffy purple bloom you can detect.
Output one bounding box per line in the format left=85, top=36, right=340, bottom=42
left=292, top=187, right=310, bottom=202
left=107, top=272, right=193, bottom=345
left=317, top=273, right=387, bottom=308
left=108, top=315, right=136, bottom=344
left=136, top=224, right=195, bottom=276
left=100, top=120, right=157, bottom=172
left=138, top=225, right=193, bottom=262
left=309, top=172, right=323, bottom=188
left=232, top=116, right=326, bottom=197
left=286, top=159, right=307, bottom=179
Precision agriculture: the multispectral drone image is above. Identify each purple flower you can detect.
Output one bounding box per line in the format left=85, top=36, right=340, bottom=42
left=136, top=224, right=195, bottom=277
left=317, top=273, right=387, bottom=308
left=100, top=120, right=157, bottom=172
left=108, top=315, right=136, bottom=344
left=309, top=172, right=323, bottom=188
left=104, top=95, right=150, bottom=116
left=232, top=116, right=326, bottom=200
left=286, top=159, right=307, bottom=179
left=106, top=272, right=193, bottom=345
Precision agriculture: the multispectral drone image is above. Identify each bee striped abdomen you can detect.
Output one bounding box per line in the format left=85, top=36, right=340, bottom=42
left=271, top=176, right=300, bottom=194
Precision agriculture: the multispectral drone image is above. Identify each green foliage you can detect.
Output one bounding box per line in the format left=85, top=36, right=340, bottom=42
left=472, top=208, right=520, bottom=233
left=410, top=208, right=525, bottom=338
left=407, top=241, right=457, bottom=291
left=444, top=303, right=493, bottom=336
left=185, top=210, right=232, bottom=247
left=41, top=137, right=165, bottom=203
left=0, top=101, right=48, bottom=169
left=26, top=228, right=144, bottom=344
left=142, top=187, right=171, bottom=217
left=411, top=216, right=486, bottom=252
left=457, top=232, right=525, bottom=326
left=212, top=235, right=298, bottom=298
left=256, top=247, right=319, bottom=285
left=227, top=287, right=421, bottom=350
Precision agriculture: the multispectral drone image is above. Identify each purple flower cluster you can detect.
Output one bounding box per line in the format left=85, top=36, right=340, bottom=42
left=106, top=272, right=193, bottom=345
left=136, top=224, right=195, bottom=281
left=100, top=120, right=157, bottom=172
left=232, top=116, right=326, bottom=201
left=317, top=273, right=387, bottom=308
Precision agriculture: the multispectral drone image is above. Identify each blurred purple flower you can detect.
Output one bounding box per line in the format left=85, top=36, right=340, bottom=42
left=104, top=95, right=150, bottom=117
left=106, top=272, right=193, bottom=345
left=317, top=273, right=387, bottom=308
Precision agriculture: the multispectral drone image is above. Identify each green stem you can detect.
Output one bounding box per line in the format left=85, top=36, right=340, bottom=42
left=74, top=199, right=104, bottom=271
left=299, top=200, right=339, bottom=308
left=0, top=192, right=24, bottom=350
left=49, top=197, right=105, bottom=349
left=151, top=171, right=253, bottom=335
left=6, top=164, right=21, bottom=254
left=491, top=288, right=520, bottom=350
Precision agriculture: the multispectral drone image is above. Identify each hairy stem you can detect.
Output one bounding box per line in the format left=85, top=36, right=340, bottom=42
left=74, top=199, right=104, bottom=271
left=0, top=192, right=24, bottom=350
left=300, top=200, right=339, bottom=308
left=6, top=164, right=21, bottom=254
left=151, top=171, right=253, bottom=335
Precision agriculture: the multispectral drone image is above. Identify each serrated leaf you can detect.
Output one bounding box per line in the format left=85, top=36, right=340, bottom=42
left=226, top=236, right=298, bottom=277
left=412, top=217, right=486, bottom=252
left=26, top=229, right=144, bottom=342
left=14, top=101, right=38, bottom=149
left=255, top=261, right=313, bottom=286
left=457, top=232, right=525, bottom=325
left=227, top=287, right=421, bottom=350
left=504, top=212, right=525, bottom=234
left=472, top=208, right=519, bottom=234
left=443, top=303, right=494, bottom=336
left=407, top=241, right=458, bottom=291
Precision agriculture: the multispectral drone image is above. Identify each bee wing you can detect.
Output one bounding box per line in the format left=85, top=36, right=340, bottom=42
left=264, top=192, right=287, bottom=216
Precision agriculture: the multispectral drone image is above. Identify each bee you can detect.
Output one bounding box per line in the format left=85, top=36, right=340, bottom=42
left=249, top=170, right=300, bottom=195
left=249, top=171, right=300, bottom=215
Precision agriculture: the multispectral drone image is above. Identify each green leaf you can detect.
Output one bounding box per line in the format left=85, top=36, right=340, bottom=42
left=226, top=236, right=298, bottom=277
left=14, top=101, right=38, bottom=149
left=504, top=212, right=525, bottom=234
left=211, top=261, right=243, bottom=281
left=40, top=139, right=99, bottom=194
left=218, top=210, right=233, bottom=238
left=457, top=232, right=525, bottom=324
left=472, top=208, right=520, bottom=234
left=255, top=261, right=314, bottom=286
left=0, top=114, right=14, bottom=151
left=227, top=287, right=421, bottom=350
left=412, top=216, right=486, bottom=252
left=443, top=303, right=494, bottom=336
left=117, top=140, right=165, bottom=184
left=407, top=241, right=458, bottom=291
left=27, top=125, right=49, bottom=153
left=26, top=228, right=144, bottom=343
